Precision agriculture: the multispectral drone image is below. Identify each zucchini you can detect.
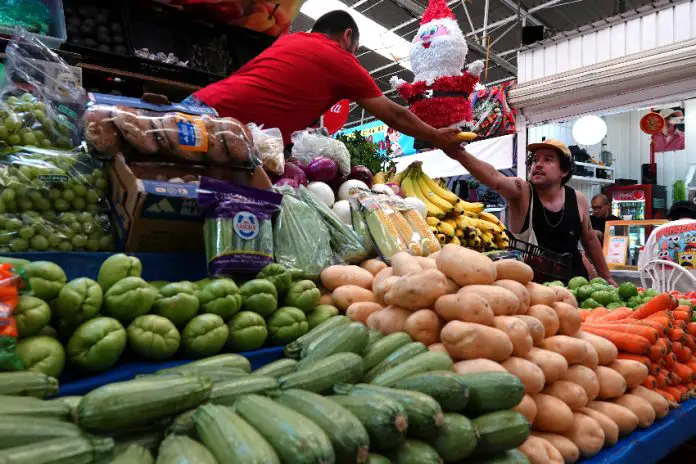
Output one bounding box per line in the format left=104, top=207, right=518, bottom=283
left=158, top=354, right=251, bottom=373
left=0, top=436, right=113, bottom=463
left=234, top=394, right=335, bottom=464
left=364, top=329, right=386, bottom=351
left=195, top=404, right=279, bottom=464
left=467, top=449, right=530, bottom=464
left=210, top=376, right=280, bottom=405
left=152, top=367, right=249, bottom=383
left=113, top=431, right=164, bottom=455
left=370, top=351, right=453, bottom=386
left=473, top=411, right=530, bottom=455
left=285, top=315, right=351, bottom=359
left=0, top=371, right=58, bottom=398
left=361, top=332, right=412, bottom=371
left=385, top=440, right=442, bottom=464
left=111, top=444, right=154, bottom=464
left=429, top=413, right=478, bottom=463
left=460, top=372, right=525, bottom=414
left=363, top=342, right=427, bottom=382
left=156, top=435, right=217, bottom=464
left=328, top=395, right=407, bottom=451
left=0, top=394, right=71, bottom=420
left=0, top=417, right=83, bottom=450
left=389, top=371, right=469, bottom=412
left=366, top=454, right=391, bottom=464
left=77, top=376, right=212, bottom=432
left=167, top=409, right=198, bottom=437
left=299, top=322, right=369, bottom=366
left=252, top=358, right=299, bottom=378
left=273, top=389, right=370, bottom=463
left=280, top=352, right=363, bottom=394
left=334, top=383, right=444, bottom=439
left=55, top=395, right=83, bottom=415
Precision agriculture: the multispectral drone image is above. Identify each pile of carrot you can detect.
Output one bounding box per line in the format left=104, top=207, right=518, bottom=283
left=579, top=293, right=696, bottom=404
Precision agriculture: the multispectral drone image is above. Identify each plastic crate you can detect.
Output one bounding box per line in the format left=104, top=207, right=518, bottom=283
left=507, top=236, right=575, bottom=284
left=0, top=0, right=67, bottom=49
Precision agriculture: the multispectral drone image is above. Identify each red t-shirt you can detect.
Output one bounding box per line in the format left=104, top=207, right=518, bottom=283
left=194, top=32, right=383, bottom=143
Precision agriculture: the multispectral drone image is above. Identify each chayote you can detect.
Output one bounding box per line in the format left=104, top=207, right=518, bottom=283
left=306, top=305, right=339, bottom=329
left=257, top=263, right=292, bottom=294
left=239, top=279, right=278, bottom=318
left=55, top=278, right=103, bottom=324
left=16, top=336, right=66, bottom=378
left=283, top=280, right=321, bottom=313
left=103, top=277, right=158, bottom=323
left=149, top=281, right=170, bottom=290
left=127, top=315, right=181, bottom=360
left=267, top=307, right=308, bottom=345
left=226, top=311, right=268, bottom=352
left=153, top=282, right=200, bottom=327
left=27, top=261, right=67, bottom=301
left=67, top=317, right=127, bottom=372
left=14, top=295, right=51, bottom=337
left=35, top=325, right=59, bottom=339
left=198, top=279, right=243, bottom=320
left=181, top=314, right=229, bottom=358
left=98, top=254, right=142, bottom=292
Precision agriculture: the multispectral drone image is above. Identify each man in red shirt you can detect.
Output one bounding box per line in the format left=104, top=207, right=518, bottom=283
left=188, top=10, right=462, bottom=152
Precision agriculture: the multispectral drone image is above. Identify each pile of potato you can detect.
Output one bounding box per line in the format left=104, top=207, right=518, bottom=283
left=318, top=244, right=672, bottom=464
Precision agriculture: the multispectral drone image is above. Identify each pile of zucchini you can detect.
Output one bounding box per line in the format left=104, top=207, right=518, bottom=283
left=0, top=316, right=532, bottom=463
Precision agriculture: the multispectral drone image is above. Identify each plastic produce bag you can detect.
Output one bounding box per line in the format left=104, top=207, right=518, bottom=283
left=291, top=129, right=351, bottom=176
left=0, top=263, right=25, bottom=371
left=0, top=29, right=86, bottom=150
left=273, top=185, right=331, bottom=279
left=470, top=82, right=516, bottom=140
left=248, top=123, right=284, bottom=175
left=198, top=177, right=282, bottom=276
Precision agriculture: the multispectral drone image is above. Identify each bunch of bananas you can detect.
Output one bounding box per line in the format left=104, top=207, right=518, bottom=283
left=400, top=162, right=510, bottom=252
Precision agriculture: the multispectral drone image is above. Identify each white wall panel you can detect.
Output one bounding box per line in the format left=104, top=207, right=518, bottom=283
left=532, top=49, right=545, bottom=80
left=556, top=41, right=570, bottom=73
left=626, top=18, right=642, bottom=55
left=596, top=28, right=611, bottom=63
left=610, top=22, right=626, bottom=59
left=569, top=37, right=583, bottom=70
left=544, top=45, right=557, bottom=76
left=582, top=32, right=597, bottom=67
left=657, top=8, right=675, bottom=47
left=674, top=2, right=691, bottom=42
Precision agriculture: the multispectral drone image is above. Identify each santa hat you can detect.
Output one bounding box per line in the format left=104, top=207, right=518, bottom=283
left=421, top=0, right=456, bottom=25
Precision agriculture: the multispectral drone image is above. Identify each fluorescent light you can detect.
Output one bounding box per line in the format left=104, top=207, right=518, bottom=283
left=300, top=0, right=412, bottom=70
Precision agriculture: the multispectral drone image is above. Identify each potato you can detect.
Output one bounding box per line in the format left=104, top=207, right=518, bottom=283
left=515, top=315, right=545, bottom=346
left=360, top=259, right=387, bottom=276
left=526, top=282, right=556, bottom=306
left=452, top=358, right=506, bottom=374
left=609, top=360, right=649, bottom=389
left=613, top=394, right=655, bottom=428
left=440, top=321, right=513, bottom=362
left=346, top=302, right=382, bottom=324
left=443, top=278, right=460, bottom=295
left=527, top=305, right=560, bottom=337
left=575, top=331, right=618, bottom=366
left=332, top=285, right=376, bottom=311
left=513, top=394, right=538, bottom=423
left=539, top=336, right=588, bottom=365
left=436, top=244, right=497, bottom=286
left=533, top=393, right=575, bottom=432
left=579, top=407, right=619, bottom=447
left=415, top=257, right=438, bottom=271
left=502, top=356, right=546, bottom=395
left=319, top=293, right=334, bottom=306
left=434, top=293, right=495, bottom=326
left=321, top=265, right=374, bottom=291
left=629, top=386, right=670, bottom=419
left=542, top=381, right=589, bottom=411
left=493, top=280, right=530, bottom=314
left=458, top=285, right=520, bottom=316
left=494, top=316, right=533, bottom=357
left=391, top=252, right=423, bottom=276
left=404, top=309, right=442, bottom=346
left=366, top=306, right=411, bottom=334
left=562, top=413, right=605, bottom=457
left=429, top=343, right=448, bottom=353
left=551, top=286, right=579, bottom=307
left=494, top=259, right=533, bottom=285
left=578, top=339, right=599, bottom=370
left=531, top=432, right=580, bottom=464
left=519, top=436, right=564, bottom=464
left=587, top=401, right=639, bottom=436
left=372, top=267, right=394, bottom=305
left=525, top=347, right=568, bottom=384
left=595, top=366, right=627, bottom=400
left=562, top=365, right=600, bottom=402
left=551, top=302, right=581, bottom=336
left=384, top=269, right=448, bottom=310
left=428, top=251, right=440, bottom=260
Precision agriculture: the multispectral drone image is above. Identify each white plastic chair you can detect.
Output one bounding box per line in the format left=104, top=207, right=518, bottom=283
left=639, top=260, right=696, bottom=292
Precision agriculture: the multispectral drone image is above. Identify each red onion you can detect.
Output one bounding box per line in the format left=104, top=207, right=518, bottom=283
left=328, top=174, right=348, bottom=195
left=348, top=165, right=374, bottom=187
left=274, top=178, right=299, bottom=189
left=280, top=162, right=308, bottom=186
left=306, top=156, right=338, bottom=183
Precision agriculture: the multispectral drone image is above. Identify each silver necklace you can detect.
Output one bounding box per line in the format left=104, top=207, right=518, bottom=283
left=541, top=189, right=565, bottom=228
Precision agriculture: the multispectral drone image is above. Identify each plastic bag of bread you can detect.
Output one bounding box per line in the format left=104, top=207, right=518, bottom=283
left=248, top=123, right=284, bottom=175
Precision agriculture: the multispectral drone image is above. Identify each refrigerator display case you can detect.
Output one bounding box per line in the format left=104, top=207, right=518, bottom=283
left=606, top=184, right=668, bottom=220
left=602, top=220, right=668, bottom=269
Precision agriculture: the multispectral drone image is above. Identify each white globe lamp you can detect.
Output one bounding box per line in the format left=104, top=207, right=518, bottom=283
left=572, top=115, right=607, bottom=145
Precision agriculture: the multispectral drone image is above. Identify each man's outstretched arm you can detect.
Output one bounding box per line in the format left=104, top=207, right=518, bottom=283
left=448, top=147, right=526, bottom=204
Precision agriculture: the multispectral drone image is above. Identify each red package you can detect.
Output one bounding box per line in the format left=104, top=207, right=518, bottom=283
left=0, top=264, right=24, bottom=371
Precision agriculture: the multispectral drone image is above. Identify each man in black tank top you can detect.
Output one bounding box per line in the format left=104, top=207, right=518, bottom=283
left=446, top=139, right=617, bottom=286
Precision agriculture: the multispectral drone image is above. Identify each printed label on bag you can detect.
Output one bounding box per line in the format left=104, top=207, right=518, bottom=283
left=234, top=211, right=260, bottom=240
left=176, top=113, right=208, bottom=152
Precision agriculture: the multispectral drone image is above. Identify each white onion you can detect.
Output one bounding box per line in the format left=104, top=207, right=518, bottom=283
left=307, top=182, right=335, bottom=207
left=332, top=200, right=352, bottom=225
left=338, top=179, right=369, bottom=201
left=371, top=183, right=395, bottom=196
left=404, top=197, right=427, bottom=218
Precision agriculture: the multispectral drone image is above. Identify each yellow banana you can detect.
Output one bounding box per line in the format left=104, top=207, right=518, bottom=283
left=444, top=219, right=457, bottom=228
left=455, top=228, right=464, bottom=238
left=416, top=166, right=460, bottom=204
left=454, top=199, right=485, bottom=214
left=449, top=236, right=461, bottom=246
left=479, top=211, right=506, bottom=230
left=468, top=217, right=503, bottom=235
left=373, top=172, right=386, bottom=184
left=436, top=234, right=447, bottom=245
left=480, top=231, right=495, bottom=243
left=402, top=175, right=446, bottom=219
left=429, top=225, right=439, bottom=234
left=426, top=217, right=441, bottom=227
left=457, top=131, right=478, bottom=142
left=461, top=211, right=479, bottom=218
left=414, top=172, right=454, bottom=214
left=437, top=222, right=456, bottom=238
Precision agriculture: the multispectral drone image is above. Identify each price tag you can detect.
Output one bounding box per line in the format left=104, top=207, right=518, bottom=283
left=606, top=236, right=629, bottom=265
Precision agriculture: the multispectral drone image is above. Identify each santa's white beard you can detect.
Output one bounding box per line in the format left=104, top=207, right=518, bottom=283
left=410, top=35, right=468, bottom=84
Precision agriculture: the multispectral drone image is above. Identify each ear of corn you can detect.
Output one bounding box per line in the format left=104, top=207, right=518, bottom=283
left=403, top=209, right=441, bottom=256
left=389, top=211, right=423, bottom=257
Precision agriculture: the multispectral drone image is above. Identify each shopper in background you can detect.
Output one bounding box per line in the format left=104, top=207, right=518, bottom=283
left=447, top=139, right=618, bottom=286
left=185, top=10, right=462, bottom=153
left=638, top=202, right=696, bottom=278
left=653, top=109, right=686, bottom=152
left=590, top=194, right=620, bottom=244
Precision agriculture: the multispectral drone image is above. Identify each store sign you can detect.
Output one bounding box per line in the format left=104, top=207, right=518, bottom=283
left=606, top=236, right=629, bottom=265
left=613, top=190, right=645, bottom=202
left=337, top=120, right=416, bottom=158
left=322, top=100, right=350, bottom=135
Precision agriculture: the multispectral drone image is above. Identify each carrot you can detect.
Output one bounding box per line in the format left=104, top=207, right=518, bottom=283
left=610, top=319, right=668, bottom=336
left=576, top=327, right=651, bottom=355
left=630, top=293, right=675, bottom=319
left=642, top=375, right=657, bottom=389
left=675, top=363, right=694, bottom=383
left=676, top=385, right=689, bottom=397
left=580, top=310, right=590, bottom=322
left=650, top=344, right=667, bottom=363
left=644, top=316, right=673, bottom=329
left=598, top=307, right=632, bottom=321
left=687, top=323, right=696, bottom=337
left=669, top=328, right=687, bottom=343
left=663, top=352, right=677, bottom=370
left=673, top=342, right=691, bottom=363
left=586, top=307, right=609, bottom=322
left=673, top=319, right=688, bottom=331
left=685, top=336, right=696, bottom=351
left=656, top=388, right=677, bottom=402
left=687, top=361, right=696, bottom=373
left=663, top=338, right=673, bottom=353
left=674, top=312, right=691, bottom=322
left=581, top=323, right=659, bottom=344
left=647, top=310, right=673, bottom=320
left=649, top=363, right=661, bottom=376
left=669, top=372, right=681, bottom=386
left=656, top=372, right=670, bottom=389
left=616, top=353, right=651, bottom=367
left=665, top=386, right=684, bottom=401
left=675, top=305, right=693, bottom=316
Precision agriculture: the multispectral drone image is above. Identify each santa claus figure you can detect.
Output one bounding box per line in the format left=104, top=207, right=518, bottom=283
left=390, top=0, right=484, bottom=130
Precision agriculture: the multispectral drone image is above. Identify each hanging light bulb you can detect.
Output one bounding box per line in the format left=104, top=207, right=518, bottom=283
left=572, top=115, right=607, bottom=145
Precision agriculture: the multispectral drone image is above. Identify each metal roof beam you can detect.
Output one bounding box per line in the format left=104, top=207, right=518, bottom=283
left=498, top=0, right=544, bottom=27
left=465, top=0, right=563, bottom=37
